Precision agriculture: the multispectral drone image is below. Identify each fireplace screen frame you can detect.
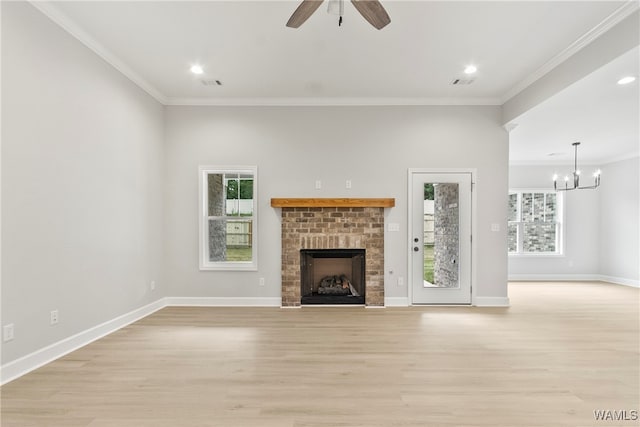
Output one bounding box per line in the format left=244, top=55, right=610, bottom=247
left=300, top=249, right=366, bottom=305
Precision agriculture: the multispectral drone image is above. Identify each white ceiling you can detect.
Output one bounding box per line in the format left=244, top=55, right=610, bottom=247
left=33, top=0, right=639, bottom=164
left=509, top=46, right=639, bottom=165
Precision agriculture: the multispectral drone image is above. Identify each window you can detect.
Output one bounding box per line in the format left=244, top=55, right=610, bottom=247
left=199, top=166, right=257, bottom=270
left=508, top=190, right=562, bottom=255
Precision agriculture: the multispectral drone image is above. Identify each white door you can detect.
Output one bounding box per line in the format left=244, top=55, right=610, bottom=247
left=410, top=172, right=472, bottom=304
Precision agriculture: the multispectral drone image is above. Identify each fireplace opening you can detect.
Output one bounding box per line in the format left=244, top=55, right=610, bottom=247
left=300, top=249, right=365, bottom=305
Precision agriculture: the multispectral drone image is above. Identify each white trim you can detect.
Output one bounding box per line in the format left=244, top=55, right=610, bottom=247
left=198, top=166, right=258, bottom=271
left=167, top=97, right=502, bottom=107
left=384, top=297, right=410, bottom=307
left=509, top=274, right=639, bottom=288
left=0, top=299, right=165, bottom=386
left=509, top=159, right=603, bottom=167
left=597, top=275, right=639, bottom=288
left=407, top=168, right=477, bottom=306
left=501, top=0, right=640, bottom=103
left=601, top=152, right=640, bottom=165
left=29, top=1, right=168, bottom=104
left=473, top=297, right=510, bottom=307
left=165, top=297, right=281, bottom=307
left=509, top=274, right=600, bottom=282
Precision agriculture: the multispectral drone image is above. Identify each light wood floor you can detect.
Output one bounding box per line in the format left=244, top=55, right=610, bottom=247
left=1, top=282, right=638, bottom=427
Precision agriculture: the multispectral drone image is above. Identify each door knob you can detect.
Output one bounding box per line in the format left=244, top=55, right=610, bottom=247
left=414, top=247, right=419, bottom=252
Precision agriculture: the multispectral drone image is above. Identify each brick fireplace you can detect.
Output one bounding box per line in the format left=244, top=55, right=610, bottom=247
left=271, top=198, right=394, bottom=307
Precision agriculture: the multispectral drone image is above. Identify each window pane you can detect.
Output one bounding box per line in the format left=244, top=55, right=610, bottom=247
left=208, top=219, right=227, bottom=261
left=508, top=223, right=518, bottom=252
left=209, top=219, right=254, bottom=262
left=239, top=179, right=253, bottom=200
left=523, top=223, right=556, bottom=252
left=207, top=174, right=225, bottom=217
left=532, top=193, right=545, bottom=221
left=226, top=219, right=253, bottom=261
left=521, top=193, right=533, bottom=222
left=508, top=193, right=518, bottom=221
left=545, top=193, right=556, bottom=222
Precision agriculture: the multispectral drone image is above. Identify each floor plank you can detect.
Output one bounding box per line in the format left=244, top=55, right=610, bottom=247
left=2, top=282, right=638, bottom=426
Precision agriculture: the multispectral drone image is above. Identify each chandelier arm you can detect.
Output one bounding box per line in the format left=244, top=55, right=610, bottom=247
left=553, top=142, right=599, bottom=192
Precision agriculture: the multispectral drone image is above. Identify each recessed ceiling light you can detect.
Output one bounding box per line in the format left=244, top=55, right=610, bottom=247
left=464, top=65, right=477, bottom=74
left=617, top=76, right=636, bottom=85
left=190, top=65, right=204, bottom=75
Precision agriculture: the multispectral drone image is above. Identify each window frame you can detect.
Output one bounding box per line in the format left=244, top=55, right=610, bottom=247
left=508, top=189, right=564, bottom=257
left=199, top=165, right=258, bottom=271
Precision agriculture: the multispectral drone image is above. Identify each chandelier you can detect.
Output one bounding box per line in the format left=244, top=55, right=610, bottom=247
left=553, top=142, right=601, bottom=191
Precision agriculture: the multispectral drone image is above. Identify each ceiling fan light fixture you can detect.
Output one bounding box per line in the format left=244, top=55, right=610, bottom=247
left=327, top=0, right=344, bottom=16
left=287, top=0, right=390, bottom=30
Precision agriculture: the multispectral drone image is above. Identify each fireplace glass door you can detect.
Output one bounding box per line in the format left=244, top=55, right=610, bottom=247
left=300, top=249, right=365, bottom=305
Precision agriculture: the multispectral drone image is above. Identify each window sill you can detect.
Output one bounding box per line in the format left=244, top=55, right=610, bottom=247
left=508, top=253, right=564, bottom=258
left=200, top=262, right=258, bottom=271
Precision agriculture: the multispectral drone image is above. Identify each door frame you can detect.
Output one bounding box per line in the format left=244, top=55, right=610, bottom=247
left=407, top=168, right=478, bottom=305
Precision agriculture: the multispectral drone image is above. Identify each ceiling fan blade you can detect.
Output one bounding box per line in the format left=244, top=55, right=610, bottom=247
left=350, top=0, right=391, bottom=29
left=286, top=0, right=325, bottom=28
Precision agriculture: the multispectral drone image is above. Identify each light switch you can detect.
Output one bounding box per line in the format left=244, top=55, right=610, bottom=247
left=388, top=223, right=400, bottom=232
left=315, top=180, right=322, bottom=189
left=491, top=223, right=500, bottom=232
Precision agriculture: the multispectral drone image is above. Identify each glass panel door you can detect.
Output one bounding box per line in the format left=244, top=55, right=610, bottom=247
left=411, top=172, right=471, bottom=304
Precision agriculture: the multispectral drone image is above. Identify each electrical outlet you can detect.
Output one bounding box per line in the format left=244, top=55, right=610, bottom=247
left=397, top=277, right=404, bottom=286
left=3, top=324, right=14, bottom=342
left=259, top=277, right=265, bottom=286
left=346, top=180, right=352, bottom=189
left=150, top=280, right=156, bottom=291
left=315, top=180, right=322, bottom=190
left=50, top=310, right=59, bottom=325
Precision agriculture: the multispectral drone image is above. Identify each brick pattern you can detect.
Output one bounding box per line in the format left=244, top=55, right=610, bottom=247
left=281, top=207, right=385, bottom=307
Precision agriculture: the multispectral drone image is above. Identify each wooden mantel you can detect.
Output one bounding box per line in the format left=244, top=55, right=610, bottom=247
left=270, top=198, right=395, bottom=208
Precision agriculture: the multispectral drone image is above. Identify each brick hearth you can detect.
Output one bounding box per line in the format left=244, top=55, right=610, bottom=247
left=279, top=207, right=386, bottom=307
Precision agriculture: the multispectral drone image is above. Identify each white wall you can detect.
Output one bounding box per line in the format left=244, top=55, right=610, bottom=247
left=1, top=2, right=164, bottom=365
left=164, top=106, right=509, bottom=303
left=509, top=158, right=640, bottom=285
left=508, top=164, right=600, bottom=278
left=599, top=156, right=639, bottom=283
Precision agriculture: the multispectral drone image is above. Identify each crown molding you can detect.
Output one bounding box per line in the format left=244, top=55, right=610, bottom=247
left=29, top=1, right=168, bottom=104
left=165, top=96, right=503, bottom=106
left=600, top=151, right=640, bottom=165
left=509, top=159, right=600, bottom=167
left=510, top=150, right=639, bottom=167
left=501, top=0, right=640, bottom=103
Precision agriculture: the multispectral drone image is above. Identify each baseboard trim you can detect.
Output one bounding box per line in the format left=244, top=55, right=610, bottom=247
left=509, top=274, right=600, bottom=281
left=474, top=297, right=511, bottom=307
left=165, top=297, right=282, bottom=307
left=596, top=275, right=640, bottom=288
left=384, top=297, right=410, bottom=307
left=509, top=274, right=639, bottom=288
left=0, top=298, right=165, bottom=386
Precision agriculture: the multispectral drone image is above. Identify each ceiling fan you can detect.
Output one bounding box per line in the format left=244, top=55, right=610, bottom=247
left=286, top=0, right=391, bottom=30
